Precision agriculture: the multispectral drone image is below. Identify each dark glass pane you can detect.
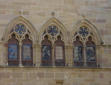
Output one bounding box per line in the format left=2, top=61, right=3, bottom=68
left=79, top=27, right=89, bottom=37
left=8, top=44, right=18, bottom=60
left=74, top=46, right=83, bottom=67
left=86, top=46, right=95, bottom=61
left=48, top=26, right=58, bottom=36
left=15, top=24, right=26, bottom=35
left=74, top=46, right=83, bottom=61
left=86, top=46, right=96, bottom=67
left=42, top=45, right=52, bottom=66
left=42, top=45, right=51, bottom=60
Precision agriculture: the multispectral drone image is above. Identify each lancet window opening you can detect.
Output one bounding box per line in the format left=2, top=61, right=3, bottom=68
left=41, top=25, right=65, bottom=66
left=73, top=26, right=97, bottom=67
left=8, top=23, right=33, bottom=66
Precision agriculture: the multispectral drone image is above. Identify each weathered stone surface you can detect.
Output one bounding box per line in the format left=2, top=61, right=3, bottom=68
left=0, top=0, right=110, bottom=85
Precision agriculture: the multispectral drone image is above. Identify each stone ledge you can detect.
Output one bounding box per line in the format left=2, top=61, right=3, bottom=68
left=0, top=66, right=111, bottom=71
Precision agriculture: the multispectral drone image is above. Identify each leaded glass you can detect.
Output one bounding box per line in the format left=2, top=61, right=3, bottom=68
left=86, top=46, right=96, bottom=62
left=55, top=46, right=63, bottom=60
left=74, top=46, right=83, bottom=62
left=79, top=27, right=89, bottom=37
left=48, top=26, right=58, bottom=36
left=15, top=24, right=26, bottom=35
left=8, top=44, right=18, bottom=60
left=22, top=44, right=32, bottom=60
left=42, top=45, right=51, bottom=61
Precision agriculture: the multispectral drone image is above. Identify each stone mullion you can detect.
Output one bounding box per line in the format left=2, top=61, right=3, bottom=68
left=32, top=43, right=37, bottom=66
left=19, top=41, right=23, bottom=67
left=83, top=41, right=87, bottom=67
left=52, top=42, right=55, bottom=67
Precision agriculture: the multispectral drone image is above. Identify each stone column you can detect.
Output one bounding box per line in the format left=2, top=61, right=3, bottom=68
left=0, top=42, right=8, bottom=66
left=96, top=45, right=100, bottom=67
left=69, top=45, right=74, bottom=67
left=65, top=45, right=73, bottom=67
left=99, top=45, right=104, bottom=68
left=36, top=44, right=41, bottom=67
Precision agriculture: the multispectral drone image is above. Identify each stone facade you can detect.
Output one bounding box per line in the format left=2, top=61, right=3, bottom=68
left=0, top=0, right=111, bottom=85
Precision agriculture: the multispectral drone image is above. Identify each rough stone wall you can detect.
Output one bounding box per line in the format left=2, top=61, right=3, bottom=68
left=0, top=0, right=110, bottom=67
left=0, top=0, right=111, bottom=85
left=0, top=67, right=111, bottom=85
left=0, top=0, right=110, bottom=44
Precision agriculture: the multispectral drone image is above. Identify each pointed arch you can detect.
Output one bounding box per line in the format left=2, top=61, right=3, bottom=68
left=86, top=36, right=97, bottom=67
left=54, top=35, right=65, bottom=66
left=71, top=19, right=102, bottom=45
left=39, top=17, right=67, bottom=44
left=3, top=16, right=38, bottom=42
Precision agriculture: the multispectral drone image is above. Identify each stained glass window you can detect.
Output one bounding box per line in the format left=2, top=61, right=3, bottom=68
left=42, top=25, right=59, bottom=40
left=42, top=45, right=52, bottom=66
left=22, top=35, right=33, bottom=66
left=42, top=45, right=51, bottom=61
left=41, top=35, right=52, bottom=66
left=15, top=24, right=26, bottom=35
left=74, top=46, right=83, bottom=62
left=54, top=36, right=65, bottom=66
left=22, top=44, right=32, bottom=60
left=8, top=34, right=19, bottom=66
left=8, top=44, right=18, bottom=60
left=55, top=46, right=63, bottom=60
left=73, top=36, right=83, bottom=67
left=8, top=23, right=33, bottom=66
left=86, top=36, right=96, bottom=67
left=86, top=46, right=95, bottom=61
left=79, top=27, right=89, bottom=37
left=48, top=26, right=58, bottom=36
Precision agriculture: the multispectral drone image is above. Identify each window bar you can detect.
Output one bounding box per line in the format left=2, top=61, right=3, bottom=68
left=19, top=41, right=23, bottom=67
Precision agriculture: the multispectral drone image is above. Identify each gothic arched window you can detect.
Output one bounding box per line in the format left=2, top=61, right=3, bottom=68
left=8, top=23, right=33, bottom=66
left=8, top=34, right=19, bottom=66
left=73, top=26, right=97, bottom=68
left=41, top=35, right=52, bottom=66
left=73, top=36, right=84, bottom=67
left=86, top=36, right=97, bottom=67
left=54, top=36, right=65, bottom=66
left=22, top=34, right=33, bottom=66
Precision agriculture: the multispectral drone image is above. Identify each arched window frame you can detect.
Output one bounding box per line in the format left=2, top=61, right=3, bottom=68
left=41, top=24, right=65, bottom=66
left=72, top=25, right=98, bottom=67
left=22, top=34, right=33, bottom=66
left=86, top=36, right=97, bottom=67
left=73, top=36, right=84, bottom=67
left=39, top=18, right=67, bottom=67
left=54, top=36, right=65, bottom=66
left=8, top=34, right=19, bottom=66
left=41, top=35, right=52, bottom=66
left=7, top=22, right=34, bottom=66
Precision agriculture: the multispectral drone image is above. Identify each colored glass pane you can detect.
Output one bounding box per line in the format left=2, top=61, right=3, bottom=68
left=86, top=46, right=96, bottom=62
left=48, top=26, right=58, bottom=36
left=79, top=27, right=89, bottom=37
left=42, top=45, right=51, bottom=61
left=15, top=24, right=26, bottom=35
left=8, top=44, right=18, bottom=60
left=74, top=46, right=83, bottom=62
left=22, top=44, right=32, bottom=60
